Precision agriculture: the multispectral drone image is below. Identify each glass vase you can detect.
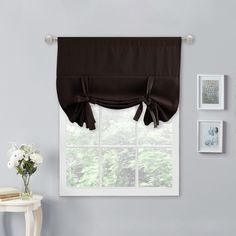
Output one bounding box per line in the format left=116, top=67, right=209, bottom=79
left=21, top=174, right=32, bottom=200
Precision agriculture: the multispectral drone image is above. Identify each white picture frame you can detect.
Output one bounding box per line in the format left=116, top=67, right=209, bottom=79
left=197, top=120, right=223, bottom=153
left=197, top=74, right=224, bottom=110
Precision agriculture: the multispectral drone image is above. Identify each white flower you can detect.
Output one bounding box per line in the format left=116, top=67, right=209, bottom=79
left=7, top=160, right=15, bottom=169
left=10, top=150, right=25, bottom=162
left=30, top=153, right=43, bottom=165
left=33, top=163, right=38, bottom=168
left=9, top=157, right=20, bottom=167
left=29, top=144, right=37, bottom=153
left=20, top=144, right=31, bottom=153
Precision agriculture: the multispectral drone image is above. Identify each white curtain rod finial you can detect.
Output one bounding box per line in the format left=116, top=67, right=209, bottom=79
left=184, top=34, right=194, bottom=44
left=45, top=35, right=57, bottom=45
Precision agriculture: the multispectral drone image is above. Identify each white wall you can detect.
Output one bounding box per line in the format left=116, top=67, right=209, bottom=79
left=1, top=0, right=236, bottom=235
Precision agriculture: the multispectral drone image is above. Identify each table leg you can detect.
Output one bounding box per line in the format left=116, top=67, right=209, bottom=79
left=33, top=207, right=42, bottom=236
left=25, top=209, right=34, bottom=236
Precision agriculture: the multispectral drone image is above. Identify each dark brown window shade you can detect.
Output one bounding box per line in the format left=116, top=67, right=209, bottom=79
left=57, top=37, right=182, bottom=130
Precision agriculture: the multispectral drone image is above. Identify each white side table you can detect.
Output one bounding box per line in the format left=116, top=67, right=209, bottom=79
left=0, top=195, right=43, bottom=236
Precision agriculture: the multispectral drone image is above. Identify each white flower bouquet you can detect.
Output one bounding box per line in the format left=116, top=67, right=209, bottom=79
left=8, top=144, right=43, bottom=199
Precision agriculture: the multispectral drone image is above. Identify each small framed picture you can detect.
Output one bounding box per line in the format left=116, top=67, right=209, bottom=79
left=197, top=74, right=225, bottom=110
left=197, top=120, right=223, bottom=153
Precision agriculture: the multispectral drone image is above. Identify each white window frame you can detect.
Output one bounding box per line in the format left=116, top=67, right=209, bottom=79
left=59, top=107, right=179, bottom=196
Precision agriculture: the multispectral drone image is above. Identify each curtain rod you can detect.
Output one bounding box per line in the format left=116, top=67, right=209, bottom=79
left=44, top=34, right=194, bottom=45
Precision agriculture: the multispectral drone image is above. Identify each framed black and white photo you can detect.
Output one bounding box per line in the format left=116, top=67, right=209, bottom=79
left=197, top=120, right=223, bottom=153
left=197, top=74, right=224, bottom=110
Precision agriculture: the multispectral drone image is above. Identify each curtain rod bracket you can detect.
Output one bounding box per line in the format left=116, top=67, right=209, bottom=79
left=45, top=34, right=194, bottom=45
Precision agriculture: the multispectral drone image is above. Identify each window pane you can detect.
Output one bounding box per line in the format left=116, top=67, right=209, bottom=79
left=138, top=148, right=173, bottom=187
left=101, top=148, right=136, bottom=187
left=66, top=148, right=100, bottom=187
left=100, top=107, right=136, bottom=145
left=65, top=105, right=99, bottom=146
left=138, top=119, right=173, bottom=146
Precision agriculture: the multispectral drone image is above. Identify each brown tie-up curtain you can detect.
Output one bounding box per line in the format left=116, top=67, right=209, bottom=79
left=57, top=37, right=182, bottom=130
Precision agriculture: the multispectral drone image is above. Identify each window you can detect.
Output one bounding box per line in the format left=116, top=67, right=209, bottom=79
left=60, top=105, right=179, bottom=196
